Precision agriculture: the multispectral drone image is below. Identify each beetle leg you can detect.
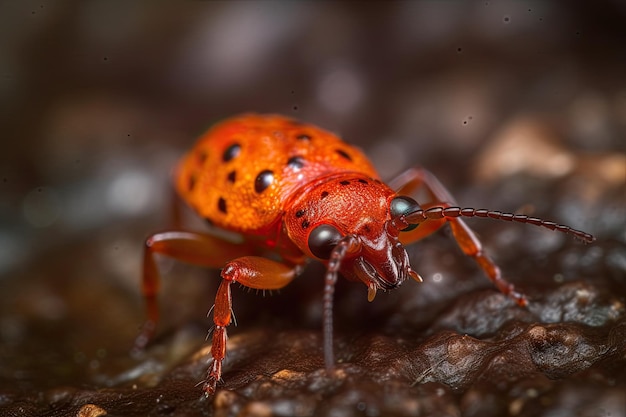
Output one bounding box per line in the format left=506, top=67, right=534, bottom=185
left=390, top=167, right=528, bottom=306
left=205, top=256, right=299, bottom=396
left=134, top=231, right=255, bottom=353
left=389, top=167, right=458, bottom=204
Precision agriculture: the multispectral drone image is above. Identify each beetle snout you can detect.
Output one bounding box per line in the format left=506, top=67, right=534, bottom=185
left=356, top=258, right=398, bottom=290
left=354, top=241, right=411, bottom=291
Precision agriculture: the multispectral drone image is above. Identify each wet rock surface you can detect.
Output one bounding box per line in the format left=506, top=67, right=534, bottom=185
left=1, top=2, right=625, bottom=417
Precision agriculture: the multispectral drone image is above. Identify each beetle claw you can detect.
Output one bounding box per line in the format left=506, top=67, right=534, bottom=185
left=367, top=283, right=378, bottom=302
left=409, top=269, right=423, bottom=283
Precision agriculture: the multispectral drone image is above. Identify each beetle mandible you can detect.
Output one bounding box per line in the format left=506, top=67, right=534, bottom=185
left=134, top=113, right=595, bottom=396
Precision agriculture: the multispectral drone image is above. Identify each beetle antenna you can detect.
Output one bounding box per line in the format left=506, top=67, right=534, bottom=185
left=323, top=235, right=360, bottom=371
left=404, top=207, right=595, bottom=243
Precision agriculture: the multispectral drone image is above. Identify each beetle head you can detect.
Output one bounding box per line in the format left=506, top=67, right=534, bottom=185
left=285, top=176, right=422, bottom=300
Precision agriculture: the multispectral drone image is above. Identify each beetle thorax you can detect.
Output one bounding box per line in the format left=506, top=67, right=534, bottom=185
left=284, top=174, right=394, bottom=251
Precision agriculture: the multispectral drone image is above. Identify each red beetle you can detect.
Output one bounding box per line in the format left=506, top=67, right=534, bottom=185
left=135, top=114, right=594, bottom=395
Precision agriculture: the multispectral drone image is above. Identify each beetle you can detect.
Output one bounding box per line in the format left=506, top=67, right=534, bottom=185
left=134, top=113, right=595, bottom=396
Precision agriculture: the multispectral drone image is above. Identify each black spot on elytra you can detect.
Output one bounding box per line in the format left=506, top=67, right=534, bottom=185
left=255, top=170, right=274, bottom=193
left=227, top=170, right=236, bottom=183
left=287, top=156, right=305, bottom=169
left=197, top=150, right=208, bottom=164
left=222, top=143, right=241, bottom=162
left=301, top=220, right=310, bottom=229
left=357, top=179, right=368, bottom=184
left=336, top=149, right=352, bottom=161
left=296, top=133, right=312, bottom=141
left=295, top=209, right=306, bottom=218
left=320, top=191, right=329, bottom=199
left=218, top=197, right=227, bottom=214
left=339, top=180, right=350, bottom=186
left=188, top=174, right=197, bottom=191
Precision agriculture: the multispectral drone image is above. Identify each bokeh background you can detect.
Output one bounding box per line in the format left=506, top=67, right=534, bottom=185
left=0, top=1, right=625, bottom=416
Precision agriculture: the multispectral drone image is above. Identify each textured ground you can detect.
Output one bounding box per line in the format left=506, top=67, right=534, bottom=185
left=0, top=2, right=625, bottom=417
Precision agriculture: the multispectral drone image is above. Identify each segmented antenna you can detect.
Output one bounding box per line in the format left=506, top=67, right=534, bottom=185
left=322, top=235, right=361, bottom=370
left=404, top=207, right=595, bottom=243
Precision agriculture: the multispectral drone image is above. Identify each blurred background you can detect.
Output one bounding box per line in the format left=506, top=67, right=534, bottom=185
left=0, top=1, right=624, bottom=414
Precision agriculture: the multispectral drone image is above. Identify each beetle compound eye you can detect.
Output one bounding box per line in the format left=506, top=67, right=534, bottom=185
left=390, top=196, right=421, bottom=231
left=308, top=224, right=342, bottom=259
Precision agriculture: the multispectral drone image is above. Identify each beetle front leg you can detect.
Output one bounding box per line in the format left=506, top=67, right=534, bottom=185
left=206, top=278, right=231, bottom=397
left=204, top=256, right=300, bottom=396
left=446, top=210, right=528, bottom=306
left=134, top=230, right=255, bottom=353
left=391, top=167, right=528, bottom=306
